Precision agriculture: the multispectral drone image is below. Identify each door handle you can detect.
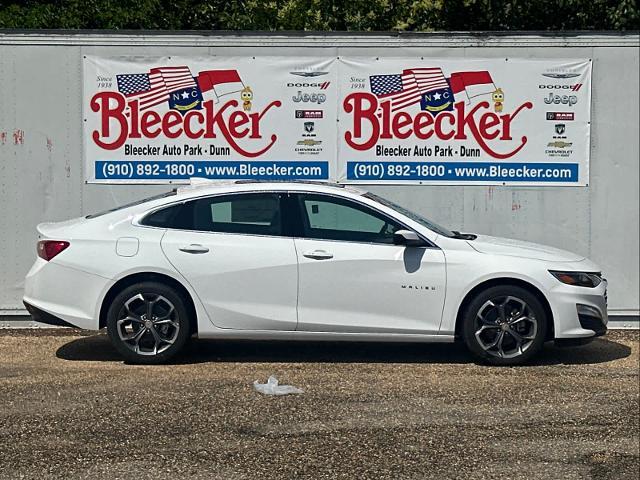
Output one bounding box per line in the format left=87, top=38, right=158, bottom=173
left=303, top=250, right=333, bottom=260
left=179, top=244, right=210, bottom=254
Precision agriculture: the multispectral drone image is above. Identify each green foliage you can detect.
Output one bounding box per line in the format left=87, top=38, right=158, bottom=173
left=0, top=0, right=638, bottom=30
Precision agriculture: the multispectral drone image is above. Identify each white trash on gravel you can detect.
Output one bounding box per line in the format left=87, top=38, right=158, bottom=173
left=253, top=376, right=304, bottom=395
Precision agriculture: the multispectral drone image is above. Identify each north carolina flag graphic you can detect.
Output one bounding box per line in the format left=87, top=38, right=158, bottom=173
left=196, top=70, right=245, bottom=102
left=449, top=71, right=496, bottom=103
left=117, top=66, right=247, bottom=113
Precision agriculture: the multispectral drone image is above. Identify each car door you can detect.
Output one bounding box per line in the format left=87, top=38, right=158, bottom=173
left=291, top=193, right=446, bottom=334
left=160, top=192, right=298, bottom=331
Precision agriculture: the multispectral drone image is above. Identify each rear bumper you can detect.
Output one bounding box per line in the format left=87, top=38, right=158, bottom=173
left=23, top=301, right=80, bottom=328
left=23, top=258, right=109, bottom=330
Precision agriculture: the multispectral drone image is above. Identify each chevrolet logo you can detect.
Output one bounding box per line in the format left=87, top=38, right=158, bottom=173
left=297, top=139, right=322, bottom=146
left=547, top=141, right=573, bottom=148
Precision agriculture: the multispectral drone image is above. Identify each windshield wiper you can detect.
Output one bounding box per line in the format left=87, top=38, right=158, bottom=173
left=451, top=230, right=477, bottom=240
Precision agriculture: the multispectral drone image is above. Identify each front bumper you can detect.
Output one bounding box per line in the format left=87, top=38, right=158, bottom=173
left=548, top=278, right=608, bottom=339
left=576, top=303, right=608, bottom=336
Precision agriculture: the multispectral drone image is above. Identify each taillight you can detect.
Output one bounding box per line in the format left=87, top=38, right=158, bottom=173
left=37, top=240, right=70, bottom=261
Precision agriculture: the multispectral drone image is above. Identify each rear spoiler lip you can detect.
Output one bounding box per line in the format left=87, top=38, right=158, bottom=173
left=36, top=216, right=86, bottom=239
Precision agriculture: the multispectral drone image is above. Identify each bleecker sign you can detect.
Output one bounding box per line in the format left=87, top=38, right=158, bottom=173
left=83, top=56, right=337, bottom=183
left=343, top=94, right=533, bottom=159
left=90, top=92, right=282, bottom=157
left=83, top=56, right=591, bottom=185
left=337, top=57, right=591, bottom=185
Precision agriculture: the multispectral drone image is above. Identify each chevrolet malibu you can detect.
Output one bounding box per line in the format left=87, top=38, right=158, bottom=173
left=24, top=181, right=608, bottom=365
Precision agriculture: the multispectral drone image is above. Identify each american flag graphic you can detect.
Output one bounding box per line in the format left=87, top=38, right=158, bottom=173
left=370, top=68, right=450, bottom=112
left=116, top=66, right=197, bottom=110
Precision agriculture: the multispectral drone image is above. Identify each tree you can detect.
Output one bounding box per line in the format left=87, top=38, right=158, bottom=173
left=0, top=0, right=638, bottom=30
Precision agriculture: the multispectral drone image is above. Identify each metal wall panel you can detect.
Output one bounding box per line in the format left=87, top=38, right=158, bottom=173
left=0, top=33, right=638, bottom=315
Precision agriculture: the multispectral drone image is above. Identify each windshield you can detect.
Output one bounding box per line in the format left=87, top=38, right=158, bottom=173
left=363, top=192, right=456, bottom=238
left=85, top=190, right=177, bottom=219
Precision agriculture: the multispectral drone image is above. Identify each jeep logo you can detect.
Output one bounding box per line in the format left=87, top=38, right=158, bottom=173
left=544, top=93, right=578, bottom=106
left=292, top=91, right=326, bottom=104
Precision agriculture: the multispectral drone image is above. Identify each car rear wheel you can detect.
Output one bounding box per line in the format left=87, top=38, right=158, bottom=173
left=106, top=281, right=191, bottom=364
left=462, top=285, right=548, bottom=365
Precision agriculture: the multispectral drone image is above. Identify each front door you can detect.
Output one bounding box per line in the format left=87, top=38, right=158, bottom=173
left=291, top=193, right=446, bottom=334
left=160, top=192, right=298, bottom=331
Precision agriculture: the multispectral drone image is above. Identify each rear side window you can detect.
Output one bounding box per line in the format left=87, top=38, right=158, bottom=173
left=140, top=204, right=184, bottom=228
left=175, top=193, right=283, bottom=236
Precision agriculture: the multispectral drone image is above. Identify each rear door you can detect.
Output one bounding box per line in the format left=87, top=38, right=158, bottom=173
left=159, top=192, right=298, bottom=331
left=291, top=193, right=446, bottom=334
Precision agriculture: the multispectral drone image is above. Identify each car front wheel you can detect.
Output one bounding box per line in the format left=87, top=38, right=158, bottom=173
left=106, top=281, right=191, bottom=364
left=462, top=285, right=548, bottom=365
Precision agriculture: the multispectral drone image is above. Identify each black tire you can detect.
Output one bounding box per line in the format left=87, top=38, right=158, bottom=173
left=106, top=281, right=192, bottom=364
left=462, top=285, right=548, bottom=366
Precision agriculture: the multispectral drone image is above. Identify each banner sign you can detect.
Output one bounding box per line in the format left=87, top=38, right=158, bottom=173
left=84, top=56, right=337, bottom=183
left=83, top=56, right=591, bottom=185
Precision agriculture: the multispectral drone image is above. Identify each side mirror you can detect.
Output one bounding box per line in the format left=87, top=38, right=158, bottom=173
left=393, top=229, right=426, bottom=247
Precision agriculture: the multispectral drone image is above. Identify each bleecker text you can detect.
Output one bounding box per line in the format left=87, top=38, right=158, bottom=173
left=343, top=93, right=533, bottom=159
left=90, top=92, right=282, bottom=157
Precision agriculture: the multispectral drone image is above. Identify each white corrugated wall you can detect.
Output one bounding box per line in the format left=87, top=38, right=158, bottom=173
left=0, top=32, right=638, bottom=317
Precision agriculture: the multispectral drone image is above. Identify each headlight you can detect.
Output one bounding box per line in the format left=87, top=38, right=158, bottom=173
left=549, top=271, right=602, bottom=288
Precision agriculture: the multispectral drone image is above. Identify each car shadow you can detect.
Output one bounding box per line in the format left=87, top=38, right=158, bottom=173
left=55, top=333, right=633, bottom=366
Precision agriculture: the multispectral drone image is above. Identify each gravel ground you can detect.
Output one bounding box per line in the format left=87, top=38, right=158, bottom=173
left=0, top=329, right=638, bottom=480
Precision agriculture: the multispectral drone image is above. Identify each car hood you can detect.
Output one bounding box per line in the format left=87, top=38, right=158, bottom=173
left=467, top=235, right=586, bottom=262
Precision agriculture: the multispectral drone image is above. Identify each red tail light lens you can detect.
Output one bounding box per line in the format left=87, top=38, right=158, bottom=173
left=37, top=241, right=70, bottom=261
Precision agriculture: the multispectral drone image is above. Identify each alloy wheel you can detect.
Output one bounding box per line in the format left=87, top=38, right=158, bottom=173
left=474, top=295, right=538, bottom=359
left=116, top=293, right=180, bottom=356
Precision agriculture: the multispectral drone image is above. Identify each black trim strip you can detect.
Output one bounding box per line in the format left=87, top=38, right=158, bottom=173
left=22, top=302, right=79, bottom=328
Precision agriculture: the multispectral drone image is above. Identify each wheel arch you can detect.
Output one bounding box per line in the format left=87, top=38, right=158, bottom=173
left=99, top=271, right=198, bottom=334
left=454, top=277, right=555, bottom=341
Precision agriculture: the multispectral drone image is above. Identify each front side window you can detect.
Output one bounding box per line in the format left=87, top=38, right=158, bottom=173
left=363, top=192, right=456, bottom=238
left=296, top=194, right=402, bottom=244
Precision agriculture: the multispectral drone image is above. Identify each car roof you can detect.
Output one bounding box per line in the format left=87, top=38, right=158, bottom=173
left=174, top=179, right=368, bottom=199
left=85, top=180, right=370, bottom=221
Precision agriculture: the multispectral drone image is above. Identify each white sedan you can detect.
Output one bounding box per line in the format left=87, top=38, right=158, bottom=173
left=24, top=181, right=608, bottom=365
